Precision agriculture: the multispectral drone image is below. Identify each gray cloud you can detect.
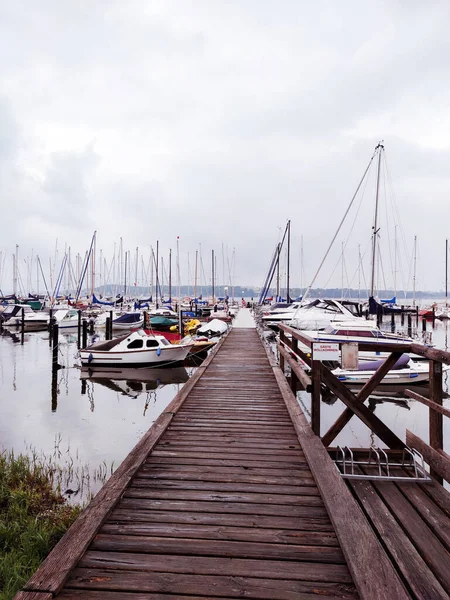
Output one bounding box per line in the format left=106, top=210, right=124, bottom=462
left=1, top=1, right=450, bottom=294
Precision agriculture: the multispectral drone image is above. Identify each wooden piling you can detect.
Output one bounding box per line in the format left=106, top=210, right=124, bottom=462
left=105, top=317, right=111, bottom=340
left=82, top=320, right=88, bottom=349
left=429, top=360, right=443, bottom=484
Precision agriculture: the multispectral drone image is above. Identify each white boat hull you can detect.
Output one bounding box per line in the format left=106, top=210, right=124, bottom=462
left=80, top=343, right=191, bottom=367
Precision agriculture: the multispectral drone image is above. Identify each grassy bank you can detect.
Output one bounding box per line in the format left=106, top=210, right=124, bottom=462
left=0, top=450, right=82, bottom=600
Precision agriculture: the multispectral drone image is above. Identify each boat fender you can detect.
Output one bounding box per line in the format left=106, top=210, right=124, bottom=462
left=157, top=348, right=161, bottom=356
left=88, top=353, right=93, bottom=363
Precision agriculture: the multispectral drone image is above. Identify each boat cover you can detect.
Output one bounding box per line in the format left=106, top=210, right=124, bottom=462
left=357, top=353, right=410, bottom=372
left=114, top=313, right=142, bottom=324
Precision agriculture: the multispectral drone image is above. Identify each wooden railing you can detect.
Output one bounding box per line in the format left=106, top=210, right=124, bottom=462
left=278, top=323, right=450, bottom=485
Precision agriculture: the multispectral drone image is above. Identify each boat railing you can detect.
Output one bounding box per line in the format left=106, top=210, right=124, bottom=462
left=277, top=322, right=450, bottom=485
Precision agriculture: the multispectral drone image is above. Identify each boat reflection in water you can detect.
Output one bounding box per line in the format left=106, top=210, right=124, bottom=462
left=80, top=366, right=189, bottom=399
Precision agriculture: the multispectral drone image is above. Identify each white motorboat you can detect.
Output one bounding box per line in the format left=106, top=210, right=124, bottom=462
left=197, top=319, right=228, bottom=336
left=0, top=304, right=36, bottom=326
left=79, top=330, right=193, bottom=367
left=264, top=299, right=362, bottom=330
left=54, top=308, right=82, bottom=329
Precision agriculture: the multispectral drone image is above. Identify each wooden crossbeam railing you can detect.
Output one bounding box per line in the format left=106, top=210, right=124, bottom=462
left=276, top=322, right=449, bottom=483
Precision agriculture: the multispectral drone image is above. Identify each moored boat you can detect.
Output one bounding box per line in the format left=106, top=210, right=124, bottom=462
left=79, top=330, right=193, bottom=367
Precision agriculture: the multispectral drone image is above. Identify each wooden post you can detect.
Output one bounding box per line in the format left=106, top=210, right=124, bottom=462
left=279, top=330, right=285, bottom=373
left=52, top=323, right=59, bottom=372
left=82, top=320, right=88, bottom=349
left=311, top=360, right=321, bottom=436
left=48, top=308, right=54, bottom=345
left=390, top=312, right=395, bottom=333
left=105, top=317, right=111, bottom=340
left=407, top=314, right=412, bottom=337
left=290, top=338, right=299, bottom=393
left=77, top=310, right=82, bottom=347
left=109, top=310, right=113, bottom=338
left=429, top=359, right=443, bottom=484
left=401, top=307, right=404, bottom=325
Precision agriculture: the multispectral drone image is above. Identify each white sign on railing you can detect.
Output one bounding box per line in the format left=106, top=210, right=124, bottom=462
left=312, top=342, right=339, bottom=361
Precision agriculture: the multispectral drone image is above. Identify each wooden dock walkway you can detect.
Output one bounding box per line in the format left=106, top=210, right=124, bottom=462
left=15, top=315, right=450, bottom=600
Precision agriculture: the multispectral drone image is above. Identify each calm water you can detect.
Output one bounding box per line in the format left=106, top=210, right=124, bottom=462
left=0, top=327, right=192, bottom=500
left=1, top=312, right=449, bottom=501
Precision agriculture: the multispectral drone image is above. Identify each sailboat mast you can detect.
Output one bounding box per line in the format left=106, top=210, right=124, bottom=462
left=212, top=249, right=215, bottom=304
left=445, top=239, right=448, bottom=306
left=413, top=235, right=417, bottom=307
left=169, top=248, right=172, bottom=302
left=276, top=243, right=280, bottom=300
left=394, top=225, right=397, bottom=299
left=194, top=250, right=198, bottom=300
left=286, top=220, right=291, bottom=303
left=370, top=143, right=383, bottom=297
left=155, top=240, right=159, bottom=308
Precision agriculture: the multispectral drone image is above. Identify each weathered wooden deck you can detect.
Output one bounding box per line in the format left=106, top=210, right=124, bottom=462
left=15, top=317, right=450, bottom=600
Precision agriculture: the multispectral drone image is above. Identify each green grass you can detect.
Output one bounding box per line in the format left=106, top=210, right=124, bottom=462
left=0, top=450, right=82, bottom=600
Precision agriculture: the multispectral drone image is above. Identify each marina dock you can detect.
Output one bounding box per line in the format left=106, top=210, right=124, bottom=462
left=15, top=310, right=450, bottom=600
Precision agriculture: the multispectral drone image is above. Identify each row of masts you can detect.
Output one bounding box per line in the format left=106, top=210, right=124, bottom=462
left=0, top=236, right=237, bottom=305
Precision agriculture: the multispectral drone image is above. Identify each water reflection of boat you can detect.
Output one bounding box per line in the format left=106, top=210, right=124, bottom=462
left=80, top=366, right=189, bottom=398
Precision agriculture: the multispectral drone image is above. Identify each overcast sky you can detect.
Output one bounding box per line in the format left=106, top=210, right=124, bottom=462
left=1, top=1, right=450, bottom=295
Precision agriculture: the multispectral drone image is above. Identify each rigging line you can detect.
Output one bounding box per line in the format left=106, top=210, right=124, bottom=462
left=343, top=239, right=372, bottom=294
left=379, top=247, right=387, bottom=292
left=322, top=167, right=373, bottom=290
left=383, top=154, right=411, bottom=293
left=300, top=148, right=377, bottom=308
left=381, top=154, right=394, bottom=286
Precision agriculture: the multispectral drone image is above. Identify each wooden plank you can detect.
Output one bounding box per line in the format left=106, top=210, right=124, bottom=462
left=59, top=592, right=226, bottom=600
left=142, top=462, right=311, bottom=477
left=108, top=508, right=334, bottom=531
left=419, top=480, right=450, bottom=518
left=90, top=533, right=346, bottom=562
left=117, top=497, right=329, bottom=518
left=68, top=565, right=356, bottom=592
left=13, top=594, right=53, bottom=600
left=395, top=482, right=450, bottom=551
left=404, top=388, right=450, bottom=418
left=322, top=351, right=404, bottom=446
left=267, top=358, right=410, bottom=600
left=140, top=464, right=314, bottom=483
left=349, top=475, right=448, bottom=600
left=124, top=487, right=324, bottom=506
left=406, top=430, right=450, bottom=484
left=159, top=437, right=302, bottom=449
left=150, top=449, right=304, bottom=462
left=131, top=478, right=319, bottom=496
left=20, top=332, right=230, bottom=595
left=369, top=472, right=450, bottom=592
left=100, top=522, right=339, bottom=546
left=145, top=456, right=313, bottom=469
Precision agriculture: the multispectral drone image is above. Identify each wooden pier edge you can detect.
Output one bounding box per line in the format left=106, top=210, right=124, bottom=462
left=17, top=333, right=229, bottom=598
left=260, top=337, right=410, bottom=600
